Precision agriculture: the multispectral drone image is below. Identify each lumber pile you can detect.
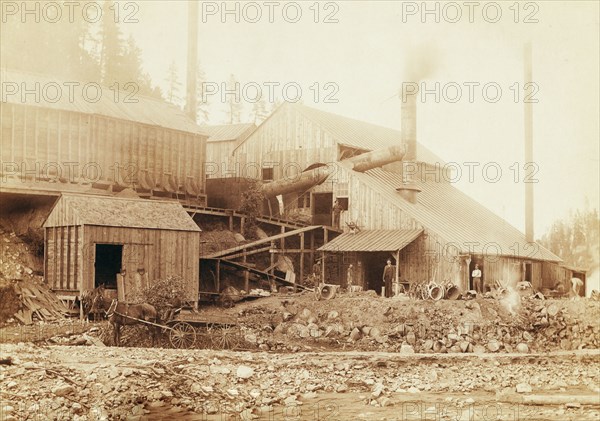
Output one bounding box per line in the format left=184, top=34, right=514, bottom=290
left=11, top=281, right=70, bottom=325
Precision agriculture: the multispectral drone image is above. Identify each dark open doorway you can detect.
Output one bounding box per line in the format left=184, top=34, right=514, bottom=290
left=469, top=257, right=484, bottom=290
left=312, top=192, right=333, bottom=226
left=364, top=252, right=394, bottom=294
left=95, top=244, right=122, bottom=289
left=524, top=262, right=532, bottom=282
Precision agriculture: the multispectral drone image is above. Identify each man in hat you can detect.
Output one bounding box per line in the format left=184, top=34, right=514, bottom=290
left=312, top=259, right=322, bottom=284
left=346, top=264, right=354, bottom=289
left=332, top=199, right=343, bottom=229
left=382, top=259, right=395, bottom=297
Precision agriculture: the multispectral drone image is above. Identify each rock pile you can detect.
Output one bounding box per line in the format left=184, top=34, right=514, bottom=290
left=1, top=343, right=598, bottom=420
left=232, top=292, right=600, bottom=354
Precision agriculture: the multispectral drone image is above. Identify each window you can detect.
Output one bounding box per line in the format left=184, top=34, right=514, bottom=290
left=262, top=167, right=274, bottom=181
left=337, top=197, right=349, bottom=210
left=336, top=182, right=349, bottom=210
left=297, top=192, right=311, bottom=208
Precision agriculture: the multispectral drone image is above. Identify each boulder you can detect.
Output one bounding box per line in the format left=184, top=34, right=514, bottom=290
left=236, top=365, right=255, bottom=379
left=487, top=340, right=500, bottom=353
left=350, top=328, right=362, bottom=341
left=516, top=383, right=532, bottom=393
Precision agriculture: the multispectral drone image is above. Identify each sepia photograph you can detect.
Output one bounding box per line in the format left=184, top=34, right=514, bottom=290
left=0, top=1, right=599, bottom=420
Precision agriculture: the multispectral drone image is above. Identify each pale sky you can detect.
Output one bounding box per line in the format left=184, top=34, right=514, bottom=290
left=121, top=1, right=599, bottom=238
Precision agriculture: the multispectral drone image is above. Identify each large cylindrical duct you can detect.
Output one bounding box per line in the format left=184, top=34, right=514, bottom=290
left=260, top=167, right=329, bottom=198
left=348, top=145, right=406, bottom=172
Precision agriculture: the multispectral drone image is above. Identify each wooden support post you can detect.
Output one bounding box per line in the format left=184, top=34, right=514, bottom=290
left=240, top=217, right=245, bottom=236
left=395, top=249, right=400, bottom=296
left=321, top=251, right=326, bottom=284
left=270, top=241, right=275, bottom=277
left=229, top=215, right=233, bottom=231
left=299, top=232, right=305, bottom=292
left=324, top=227, right=329, bottom=244
left=310, top=231, right=315, bottom=268
left=280, top=226, right=285, bottom=249
left=216, top=260, right=221, bottom=292
left=243, top=250, right=249, bottom=292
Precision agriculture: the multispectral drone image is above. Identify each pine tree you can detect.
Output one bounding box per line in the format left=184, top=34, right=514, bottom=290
left=165, top=61, right=182, bottom=107
left=99, top=0, right=125, bottom=85
left=251, top=97, right=269, bottom=124
left=196, top=63, right=210, bottom=123
left=225, top=74, right=243, bottom=124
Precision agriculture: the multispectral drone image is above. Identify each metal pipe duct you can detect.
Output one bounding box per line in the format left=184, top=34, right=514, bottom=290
left=348, top=145, right=406, bottom=172
left=401, top=91, right=417, bottom=162
left=260, top=167, right=329, bottom=198
left=397, top=87, right=420, bottom=203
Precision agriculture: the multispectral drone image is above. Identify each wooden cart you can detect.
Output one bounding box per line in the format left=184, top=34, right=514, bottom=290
left=164, top=309, right=242, bottom=350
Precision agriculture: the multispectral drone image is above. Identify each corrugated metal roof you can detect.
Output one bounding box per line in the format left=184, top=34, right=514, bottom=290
left=44, top=194, right=201, bottom=232
left=1, top=68, right=207, bottom=135
left=338, top=161, right=560, bottom=261
left=319, top=229, right=423, bottom=252
left=291, top=103, right=445, bottom=165
left=202, top=123, right=256, bottom=142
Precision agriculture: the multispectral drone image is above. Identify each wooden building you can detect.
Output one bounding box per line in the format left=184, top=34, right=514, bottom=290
left=43, top=194, right=201, bottom=302
left=233, top=102, right=563, bottom=294
left=203, top=123, right=256, bottom=179
left=0, top=69, right=208, bottom=205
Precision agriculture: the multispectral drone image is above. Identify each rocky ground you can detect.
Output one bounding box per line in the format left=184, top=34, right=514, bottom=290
left=1, top=343, right=599, bottom=420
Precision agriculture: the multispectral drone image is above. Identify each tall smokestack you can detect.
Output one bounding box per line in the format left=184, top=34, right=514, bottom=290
left=524, top=43, right=534, bottom=242
left=401, top=89, right=417, bottom=161
left=397, top=86, right=420, bottom=204
left=185, top=2, right=199, bottom=122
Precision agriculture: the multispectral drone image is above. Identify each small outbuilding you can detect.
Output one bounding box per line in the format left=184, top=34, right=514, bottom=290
left=43, top=194, right=201, bottom=303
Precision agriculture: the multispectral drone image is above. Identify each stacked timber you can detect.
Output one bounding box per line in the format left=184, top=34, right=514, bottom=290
left=10, top=281, right=70, bottom=325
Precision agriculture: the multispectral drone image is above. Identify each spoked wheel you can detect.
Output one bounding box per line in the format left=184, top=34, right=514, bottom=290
left=169, top=322, right=196, bottom=349
left=206, top=324, right=240, bottom=350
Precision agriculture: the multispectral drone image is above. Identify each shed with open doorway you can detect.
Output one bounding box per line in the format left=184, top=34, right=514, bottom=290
left=43, top=194, right=201, bottom=303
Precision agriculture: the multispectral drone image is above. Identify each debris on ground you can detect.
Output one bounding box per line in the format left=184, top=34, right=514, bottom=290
left=0, top=343, right=598, bottom=420
left=0, top=280, right=70, bottom=325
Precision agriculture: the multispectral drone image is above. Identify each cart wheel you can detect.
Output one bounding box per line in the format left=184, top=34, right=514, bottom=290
left=212, top=325, right=240, bottom=350
left=169, top=322, right=196, bottom=349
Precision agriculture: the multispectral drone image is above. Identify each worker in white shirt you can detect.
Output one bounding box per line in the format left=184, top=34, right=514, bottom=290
left=571, top=277, right=584, bottom=297
left=472, top=264, right=482, bottom=294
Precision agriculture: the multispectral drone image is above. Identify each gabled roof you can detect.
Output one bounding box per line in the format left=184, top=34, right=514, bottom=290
left=290, top=103, right=445, bottom=165
left=1, top=68, right=207, bottom=136
left=319, top=229, right=423, bottom=252
left=202, top=123, right=256, bottom=143
left=43, top=194, right=201, bottom=232
left=337, top=161, right=560, bottom=262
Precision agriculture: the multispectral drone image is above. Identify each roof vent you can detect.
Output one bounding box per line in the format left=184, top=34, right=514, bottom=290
left=396, top=184, right=421, bottom=204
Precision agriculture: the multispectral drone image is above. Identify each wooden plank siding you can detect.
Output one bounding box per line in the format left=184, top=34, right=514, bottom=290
left=45, top=225, right=82, bottom=294
left=82, top=226, right=199, bottom=302
left=0, top=103, right=206, bottom=195
left=45, top=225, right=199, bottom=302
left=233, top=105, right=337, bottom=180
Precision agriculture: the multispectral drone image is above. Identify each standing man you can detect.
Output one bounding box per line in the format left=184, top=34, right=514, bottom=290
left=472, top=264, right=482, bottom=295
left=332, top=199, right=343, bottom=229
left=346, top=264, right=354, bottom=289
left=312, top=259, right=321, bottom=284
left=382, top=259, right=395, bottom=297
